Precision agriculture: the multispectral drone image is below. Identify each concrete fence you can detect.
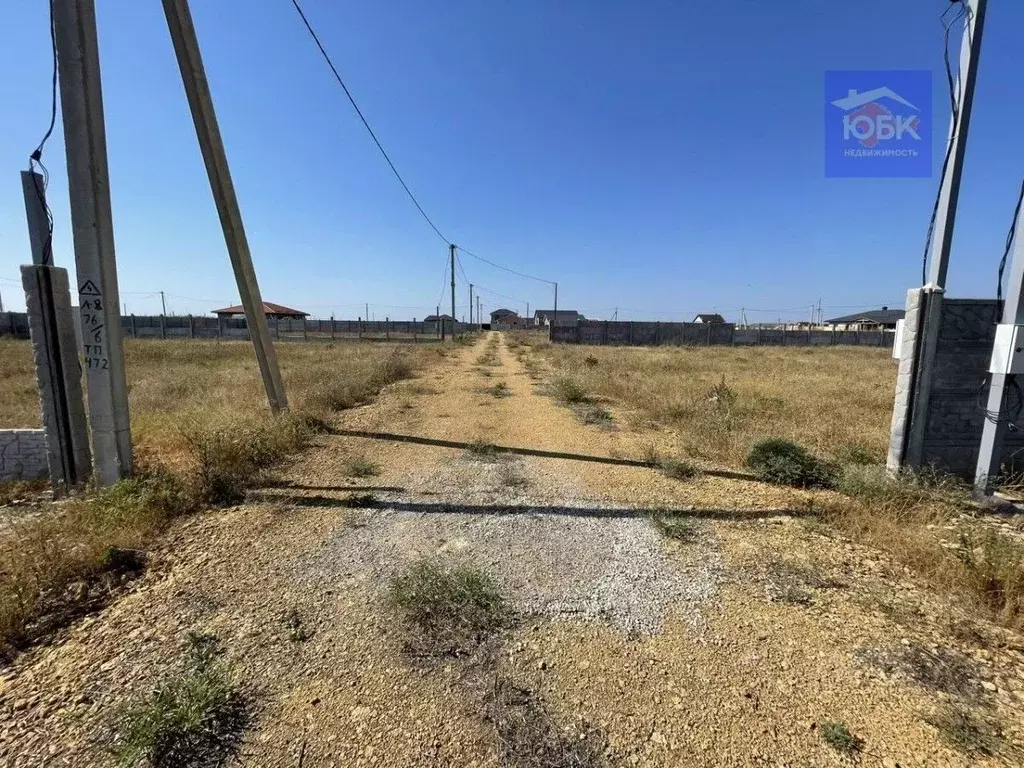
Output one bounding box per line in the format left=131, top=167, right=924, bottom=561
left=551, top=319, right=896, bottom=348
left=1, top=312, right=472, bottom=343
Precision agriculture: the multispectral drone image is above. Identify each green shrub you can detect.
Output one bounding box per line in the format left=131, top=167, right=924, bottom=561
left=956, top=530, right=1024, bottom=625
left=746, top=438, right=834, bottom=488
left=344, top=456, right=380, bottom=478
left=659, top=458, right=701, bottom=481
left=820, top=721, right=862, bottom=754
left=550, top=377, right=590, bottom=404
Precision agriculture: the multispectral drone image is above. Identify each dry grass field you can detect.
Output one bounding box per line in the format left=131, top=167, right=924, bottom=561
left=0, top=338, right=450, bottom=653
left=510, top=336, right=898, bottom=466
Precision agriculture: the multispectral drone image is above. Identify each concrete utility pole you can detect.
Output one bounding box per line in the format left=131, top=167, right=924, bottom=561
left=477, top=296, right=481, bottom=327
left=162, top=0, right=288, bottom=412
left=54, top=0, right=132, bottom=485
left=160, top=290, right=167, bottom=316
left=890, top=0, right=987, bottom=472
left=975, top=191, right=1024, bottom=492
left=20, top=169, right=92, bottom=492
left=449, top=243, right=456, bottom=338
left=550, top=282, right=558, bottom=340
left=469, top=283, right=473, bottom=325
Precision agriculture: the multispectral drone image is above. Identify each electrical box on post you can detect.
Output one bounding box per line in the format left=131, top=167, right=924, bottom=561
left=892, top=318, right=905, bottom=360
left=990, top=324, right=1024, bottom=375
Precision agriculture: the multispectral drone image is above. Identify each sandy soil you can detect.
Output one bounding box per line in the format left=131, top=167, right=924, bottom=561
left=1, top=333, right=1023, bottom=766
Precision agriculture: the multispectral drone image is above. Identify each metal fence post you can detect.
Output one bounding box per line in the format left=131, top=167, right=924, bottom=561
left=386, top=317, right=390, bottom=340
left=302, top=317, right=307, bottom=342
left=189, top=314, right=194, bottom=338
left=330, top=315, right=335, bottom=340
left=160, top=310, right=166, bottom=339
left=130, top=313, right=137, bottom=339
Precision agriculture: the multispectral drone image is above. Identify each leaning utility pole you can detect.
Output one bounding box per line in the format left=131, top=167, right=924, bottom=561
left=54, top=0, right=132, bottom=485
left=162, top=0, right=287, bottom=412
left=160, top=290, right=167, bottom=317
left=449, top=243, right=456, bottom=338
left=890, top=0, right=987, bottom=472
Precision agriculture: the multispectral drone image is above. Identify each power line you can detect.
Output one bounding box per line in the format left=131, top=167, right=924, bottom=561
left=288, top=0, right=450, bottom=245
left=457, top=246, right=555, bottom=285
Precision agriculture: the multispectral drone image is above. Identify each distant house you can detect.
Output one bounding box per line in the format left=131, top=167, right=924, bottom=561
left=212, top=302, right=308, bottom=319
left=490, top=308, right=521, bottom=326
left=693, top=313, right=726, bottom=324
left=534, top=309, right=580, bottom=328
left=424, top=314, right=455, bottom=323
left=824, top=306, right=904, bottom=331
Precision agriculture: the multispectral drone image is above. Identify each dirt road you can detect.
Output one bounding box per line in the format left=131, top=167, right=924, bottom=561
left=2, top=333, right=1022, bottom=766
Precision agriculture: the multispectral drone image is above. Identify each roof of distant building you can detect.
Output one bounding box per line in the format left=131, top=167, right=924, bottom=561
left=825, top=307, right=905, bottom=324
left=693, top=313, right=726, bottom=323
left=211, top=302, right=309, bottom=317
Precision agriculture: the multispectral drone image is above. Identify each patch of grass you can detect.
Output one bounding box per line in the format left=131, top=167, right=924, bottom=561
left=0, top=469, right=191, bottom=654
left=114, top=632, right=247, bottom=768
left=282, top=608, right=311, bottom=642
left=550, top=376, right=590, bottom=404
left=0, top=480, right=49, bottom=507
left=487, top=677, right=605, bottom=768
left=659, top=458, right=701, bottom=481
left=639, top=442, right=661, bottom=467
left=650, top=514, right=699, bottom=542
left=925, top=706, right=1003, bottom=757
left=746, top=437, right=835, bottom=488
left=835, top=442, right=880, bottom=465
left=497, top=463, right=530, bottom=490
left=487, top=382, right=512, bottom=398
left=578, top=404, right=614, bottom=426
left=763, top=561, right=843, bottom=606
left=955, top=529, right=1024, bottom=626
left=583, top=354, right=599, bottom=367
left=344, top=456, right=380, bottom=478
left=858, top=644, right=982, bottom=700
left=820, top=721, right=863, bottom=754
left=467, top=439, right=499, bottom=459
left=388, top=560, right=510, bottom=658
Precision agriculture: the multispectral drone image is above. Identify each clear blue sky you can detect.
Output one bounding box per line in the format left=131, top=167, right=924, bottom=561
left=2, top=0, right=1023, bottom=322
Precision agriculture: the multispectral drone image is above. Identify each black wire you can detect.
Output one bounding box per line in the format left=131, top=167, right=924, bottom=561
left=457, top=246, right=555, bottom=285
left=27, top=0, right=58, bottom=267
left=288, top=0, right=450, bottom=247
left=921, top=1, right=969, bottom=285
left=996, top=177, right=1024, bottom=310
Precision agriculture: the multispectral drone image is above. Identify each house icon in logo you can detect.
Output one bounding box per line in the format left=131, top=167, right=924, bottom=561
left=831, top=87, right=921, bottom=149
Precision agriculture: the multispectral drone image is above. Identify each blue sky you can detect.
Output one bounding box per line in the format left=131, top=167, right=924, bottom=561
left=2, top=0, right=1023, bottom=322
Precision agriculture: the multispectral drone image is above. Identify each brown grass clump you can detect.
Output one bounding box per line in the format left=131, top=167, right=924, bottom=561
left=522, top=342, right=896, bottom=465
left=0, top=339, right=444, bottom=653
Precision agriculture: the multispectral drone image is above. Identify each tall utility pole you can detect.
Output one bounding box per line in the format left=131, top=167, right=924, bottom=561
left=477, top=296, right=481, bottom=327
left=160, top=290, right=167, bottom=316
left=892, top=0, right=987, bottom=472
left=526, top=301, right=530, bottom=321
left=469, top=283, right=473, bottom=325
left=449, top=243, right=456, bottom=337
left=162, top=0, right=287, bottom=412
left=550, top=282, right=558, bottom=340
left=365, top=302, right=369, bottom=321
left=975, top=191, right=1024, bottom=492
left=54, top=0, right=132, bottom=485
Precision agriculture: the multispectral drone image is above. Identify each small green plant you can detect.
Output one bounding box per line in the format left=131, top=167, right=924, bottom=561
left=551, top=376, right=590, bottom=404
left=820, top=721, right=863, bottom=754
left=487, top=382, right=512, bottom=398
left=467, top=439, right=499, bottom=459
left=344, top=456, right=380, bottom=478
left=659, top=458, right=701, bottom=481
left=283, top=608, right=311, bottom=642
left=388, top=560, right=509, bottom=657
left=114, top=633, right=246, bottom=767
left=746, top=437, right=835, bottom=489
left=925, top=705, right=1003, bottom=756
left=650, top=514, right=698, bottom=542
left=707, top=375, right=737, bottom=417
